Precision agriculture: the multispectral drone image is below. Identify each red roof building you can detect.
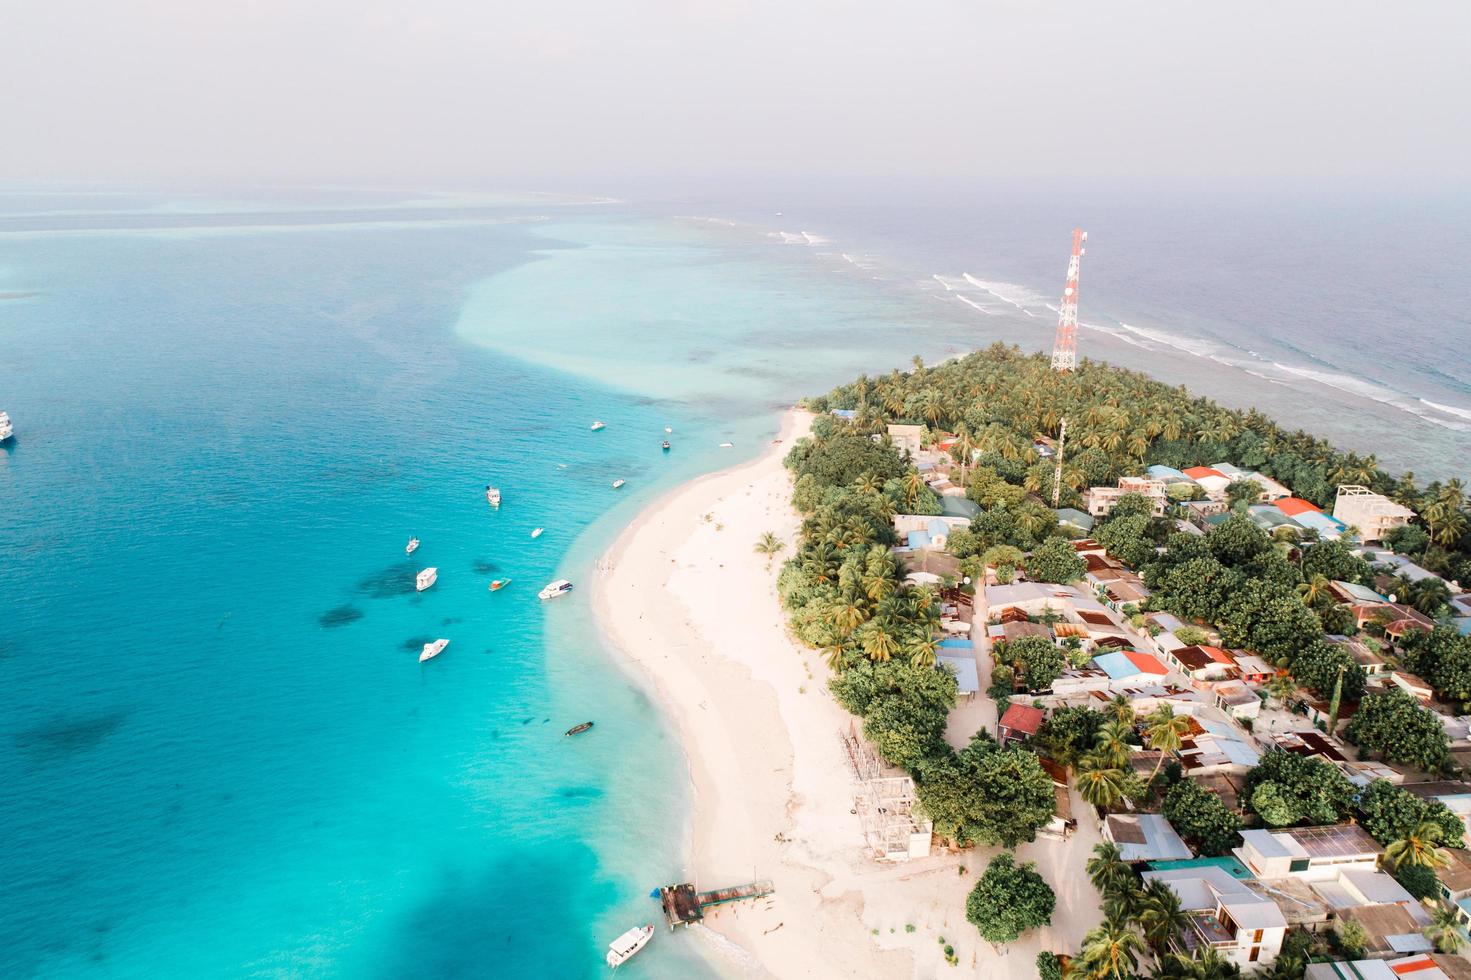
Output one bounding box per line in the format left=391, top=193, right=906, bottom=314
left=998, top=704, right=1045, bottom=744
left=1183, top=466, right=1228, bottom=481
left=1123, top=650, right=1170, bottom=676
left=1274, top=497, right=1323, bottom=517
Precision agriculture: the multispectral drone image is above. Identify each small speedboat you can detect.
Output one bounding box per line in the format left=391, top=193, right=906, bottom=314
left=416, top=567, right=438, bottom=592
left=489, top=578, right=512, bottom=592
left=661, top=441, right=670, bottom=452
left=538, top=579, right=573, bottom=600
left=485, top=485, right=502, bottom=507
left=611, top=479, right=626, bottom=489
left=566, top=721, right=594, bottom=737
left=530, top=527, right=544, bottom=539
left=420, top=638, right=449, bottom=662
left=0, top=411, right=12, bottom=443
left=590, top=421, right=606, bottom=431
left=405, top=537, right=420, bottom=556
left=605, top=924, right=653, bottom=968
left=664, top=426, right=672, bottom=434
left=719, top=442, right=733, bottom=448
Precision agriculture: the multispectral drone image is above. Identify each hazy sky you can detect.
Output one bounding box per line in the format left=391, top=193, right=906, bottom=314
left=4, top=0, right=1468, bottom=187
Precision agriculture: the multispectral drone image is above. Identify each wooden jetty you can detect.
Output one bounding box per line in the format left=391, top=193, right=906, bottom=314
left=659, top=879, right=775, bottom=929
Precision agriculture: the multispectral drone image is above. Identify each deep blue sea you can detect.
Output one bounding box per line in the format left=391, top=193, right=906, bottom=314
left=1, top=183, right=1466, bottom=978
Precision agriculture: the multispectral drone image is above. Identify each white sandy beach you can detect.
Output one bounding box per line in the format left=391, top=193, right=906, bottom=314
left=594, top=409, right=1103, bottom=979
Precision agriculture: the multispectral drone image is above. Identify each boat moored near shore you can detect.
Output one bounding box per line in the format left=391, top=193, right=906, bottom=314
left=604, top=924, right=653, bottom=968
left=485, top=485, right=502, bottom=506
left=405, top=537, right=420, bottom=556
left=538, top=579, right=573, bottom=600
left=565, top=721, right=594, bottom=736
left=419, top=638, right=449, bottom=662
left=612, top=479, right=626, bottom=489
left=0, top=411, right=13, bottom=443
left=590, top=420, right=606, bottom=431
left=415, top=567, right=438, bottom=592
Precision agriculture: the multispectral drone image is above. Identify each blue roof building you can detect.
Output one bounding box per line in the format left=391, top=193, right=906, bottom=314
left=906, top=530, right=931, bottom=549
left=1147, top=465, right=1192, bottom=484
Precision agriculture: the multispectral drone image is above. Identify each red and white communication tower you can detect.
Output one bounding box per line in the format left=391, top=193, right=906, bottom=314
left=1049, top=227, right=1087, bottom=372
left=1050, top=228, right=1087, bottom=507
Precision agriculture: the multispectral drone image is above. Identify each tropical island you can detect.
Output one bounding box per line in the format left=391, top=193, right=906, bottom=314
left=596, top=342, right=1471, bottom=979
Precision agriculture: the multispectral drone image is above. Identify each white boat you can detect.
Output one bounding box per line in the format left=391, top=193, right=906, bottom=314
left=538, top=579, right=573, bottom=600
left=664, top=426, right=672, bottom=434
left=405, top=537, right=420, bottom=556
left=719, top=442, right=733, bottom=448
left=0, top=411, right=12, bottom=443
left=590, top=421, right=606, bottom=431
left=416, top=567, right=438, bottom=592
left=531, top=527, right=544, bottom=539
left=485, top=485, right=502, bottom=506
left=611, top=479, right=626, bottom=489
left=605, top=924, right=654, bottom=969
left=419, top=638, right=449, bottom=662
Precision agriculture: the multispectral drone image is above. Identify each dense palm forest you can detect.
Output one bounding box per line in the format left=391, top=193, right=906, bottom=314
left=806, top=344, right=1471, bottom=583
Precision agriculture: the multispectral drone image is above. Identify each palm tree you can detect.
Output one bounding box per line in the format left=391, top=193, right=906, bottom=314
left=820, top=635, right=854, bottom=670
left=1142, top=705, right=1190, bottom=785
left=1086, top=842, right=1134, bottom=899
left=854, top=472, right=882, bottom=496
left=1423, top=902, right=1464, bottom=954
left=1076, top=754, right=1131, bottom=810
left=1078, top=918, right=1146, bottom=980
left=1136, top=880, right=1188, bottom=953
left=753, top=532, right=784, bottom=566
left=1266, top=673, right=1296, bottom=707
left=1297, top=573, right=1332, bottom=607
left=1094, top=719, right=1134, bottom=769
left=857, top=619, right=900, bottom=663
left=1105, top=694, right=1136, bottom=726
left=1383, top=821, right=1452, bottom=870
left=824, top=594, right=867, bottom=633
left=906, top=632, right=938, bottom=669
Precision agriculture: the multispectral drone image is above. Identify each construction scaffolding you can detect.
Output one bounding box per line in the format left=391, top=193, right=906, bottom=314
left=839, top=722, right=932, bottom=862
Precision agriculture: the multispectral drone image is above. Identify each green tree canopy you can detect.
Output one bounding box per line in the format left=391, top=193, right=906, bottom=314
left=1026, top=537, right=1087, bottom=584
left=1346, top=689, right=1451, bottom=773
left=1001, top=635, right=1067, bottom=692
left=1244, top=750, right=1357, bottom=826
left=1356, top=779, right=1465, bottom=848
left=916, top=736, right=1056, bottom=847
left=965, top=852, right=1056, bottom=944
left=1162, top=780, right=1243, bottom=856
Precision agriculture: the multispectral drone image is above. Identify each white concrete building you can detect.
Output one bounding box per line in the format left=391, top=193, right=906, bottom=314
left=886, top=423, right=925, bottom=457
left=1333, top=486, right=1416, bottom=544
left=1085, top=476, right=1170, bottom=518
left=1236, top=825, right=1382, bottom=881
left=1142, top=865, right=1287, bottom=970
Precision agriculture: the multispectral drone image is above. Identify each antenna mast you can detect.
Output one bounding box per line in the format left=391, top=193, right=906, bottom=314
left=1050, top=228, right=1086, bottom=507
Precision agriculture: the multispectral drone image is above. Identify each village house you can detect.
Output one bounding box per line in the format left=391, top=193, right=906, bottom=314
left=1167, top=644, right=1237, bottom=682
left=1434, top=846, right=1471, bottom=927
left=1182, top=466, right=1233, bottom=498
left=1141, top=864, right=1286, bottom=969
left=1211, top=680, right=1262, bottom=721
left=1103, top=813, right=1193, bottom=862
left=1235, top=824, right=1381, bottom=881
left=1333, top=485, right=1416, bottom=544
left=1085, top=476, right=1170, bottom=518
left=1333, top=903, right=1434, bottom=958
left=1306, top=954, right=1471, bottom=980
left=885, top=423, right=925, bottom=457
left=997, top=703, right=1045, bottom=746
left=1327, top=634, right=1389, bottom=676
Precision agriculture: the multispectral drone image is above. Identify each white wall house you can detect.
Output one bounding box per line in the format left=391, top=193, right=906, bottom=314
left=1235, top=825, right=1381, bottom=882
left=1142, top=865, right=1287, bottom=970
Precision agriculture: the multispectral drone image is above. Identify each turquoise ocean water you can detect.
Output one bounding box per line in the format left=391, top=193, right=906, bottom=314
left=4, top=185, right=1463, bottom=978
left=0, top=190, right=972, bottom=978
